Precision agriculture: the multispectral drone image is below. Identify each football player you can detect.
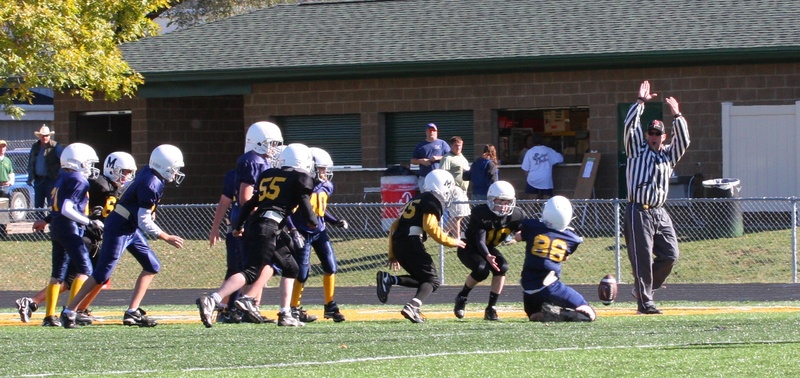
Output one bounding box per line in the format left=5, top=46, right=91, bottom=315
left=453, top=180, right=524, bottom=321
left=376, top=169, right=466, bottom=323
left=288, top=147, right=348, bottom=323
left=60, top=145, right=186, bottom=328
left=231, top=121, right=284, bottom=322
left=37, top=143, right=102, bottom=327
left=18, top=152, right=136, bottom=326
left=518, top=196, right=596, bottom=322
left=197, top=143, right=318, bottom=328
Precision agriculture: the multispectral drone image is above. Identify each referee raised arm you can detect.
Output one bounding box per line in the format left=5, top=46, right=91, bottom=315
left=623, top=80, right=690, bottom=315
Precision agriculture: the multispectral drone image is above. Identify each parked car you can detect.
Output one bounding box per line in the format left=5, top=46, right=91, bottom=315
left=1, top=148, right=35, bottom=224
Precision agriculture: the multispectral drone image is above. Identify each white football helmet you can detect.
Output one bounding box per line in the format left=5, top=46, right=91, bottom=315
left=245, top=121, right=283, bottom=157
left=486, top=181, right=516, bottom=216
left=541, top=195, right=573, bottom=231
left=310, top=147, right=333, bottom=181
left=60, top=143, right=100, bottom=179
left=423, top=169, right=455, bottom=205
left=278, top=143, right=314, bottom=173
left=104, top=151, right=137, bottom=186
left=149, top=144, right=185, bottom=185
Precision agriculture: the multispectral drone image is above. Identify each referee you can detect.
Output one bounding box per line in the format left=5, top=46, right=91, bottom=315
left=623, top=80, right=690, bottom=315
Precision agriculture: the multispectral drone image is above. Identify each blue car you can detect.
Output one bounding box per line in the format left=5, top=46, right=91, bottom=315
left=1, top=148, right=35, bottom=224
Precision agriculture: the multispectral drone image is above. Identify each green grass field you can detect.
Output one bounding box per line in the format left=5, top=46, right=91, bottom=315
left=3, top=302, right=800, bottom=377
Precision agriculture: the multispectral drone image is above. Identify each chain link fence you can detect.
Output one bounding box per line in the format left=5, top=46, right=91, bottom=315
left=1, top=198, right=798, bottom=291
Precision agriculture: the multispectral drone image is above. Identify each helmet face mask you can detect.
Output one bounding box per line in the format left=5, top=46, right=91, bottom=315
left=245, top=122, right=283, bottom=157
left=310, top=147, right=334, bottom=182
left=423, top=169, right=455, bottom=206
left=61, top=143, right=100, bottom=180
left=486, top=181, right=516, bottom=216
left=149, top=144, right=185, bottom=185
left=104, top=151, right=137, bottom=186
left=541, top=195, right=573, bottom=231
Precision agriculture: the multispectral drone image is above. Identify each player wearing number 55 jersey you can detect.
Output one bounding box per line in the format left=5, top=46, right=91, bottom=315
left=453, top=181, right=523, bottom=321
left=519, top=196, right=596, bottom=322
left=376, top=169, right=466, bottom=323
left=197, top=143, right=318, bottom=328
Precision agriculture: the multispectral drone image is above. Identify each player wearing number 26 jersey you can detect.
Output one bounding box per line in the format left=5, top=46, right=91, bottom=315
left=520, top=196, right=596, bottom=322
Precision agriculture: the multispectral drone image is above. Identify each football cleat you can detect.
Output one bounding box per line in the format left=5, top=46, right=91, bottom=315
left=59, top=310, right=76, bottom=329
left=75, top=309, right=95, bottom=326
left=324, top=301, right=346, bottom=322
left=376, top=271, right=392, bottom=303
left=453, top=295, right=468, bottom=319
left=43, top=315, right=63, bottom=327
left=278, top=312, right=305, bottom=327
left=401, top=302, right=424, bottom=323
left=540, top=303, right=565, bottom=322
left=15, top=297, right=37, bottom=323
left=219, top=307, right=243, bottom=324
left=196, top=295, right=217, bottom=328
left=123, top=308, right=158, bottom=327
left=291, top=306, right=318, bottom=323
left=484, top=306, right=500, bottom=321
left=234, top=296, right=266, bottom=324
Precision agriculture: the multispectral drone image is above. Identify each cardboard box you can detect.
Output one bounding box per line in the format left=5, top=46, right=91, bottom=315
left=543, top=110, right=569, bottom=132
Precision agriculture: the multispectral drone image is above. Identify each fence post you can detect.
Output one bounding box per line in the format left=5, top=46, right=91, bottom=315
left=614, top=199, right=623, bottom=283
left=792, top=198, right=798, bottom=283
left=439, top=216, right=446, bottom=285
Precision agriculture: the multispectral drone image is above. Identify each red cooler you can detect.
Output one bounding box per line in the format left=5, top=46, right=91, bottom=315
left=380, top=168, right=419, bottom=231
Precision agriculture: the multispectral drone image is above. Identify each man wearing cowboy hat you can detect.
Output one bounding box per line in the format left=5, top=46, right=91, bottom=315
left=27, top=125, right=64, bottom=215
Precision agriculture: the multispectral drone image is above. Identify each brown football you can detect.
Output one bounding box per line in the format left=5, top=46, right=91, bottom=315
left=598, top=274, right=617, bottom=305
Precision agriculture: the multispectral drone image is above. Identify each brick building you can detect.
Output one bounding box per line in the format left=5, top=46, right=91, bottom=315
left=53, top=0, right=800, bottom=203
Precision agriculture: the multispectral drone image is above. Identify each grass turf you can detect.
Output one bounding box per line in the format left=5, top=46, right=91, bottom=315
left=2, top=302, right=800, bottom=377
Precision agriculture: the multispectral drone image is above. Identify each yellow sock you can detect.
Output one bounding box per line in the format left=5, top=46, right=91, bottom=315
left=45, top=283, right=60, bottom=317
left=68, top=276, right=87, bottom=304
left=290, top=281, right=304, bottom=308
left=323, top=274, right=335, bottom=304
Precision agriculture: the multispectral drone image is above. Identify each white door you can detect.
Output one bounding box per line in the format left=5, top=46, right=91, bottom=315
left=721, top=101, right=799, bottom=211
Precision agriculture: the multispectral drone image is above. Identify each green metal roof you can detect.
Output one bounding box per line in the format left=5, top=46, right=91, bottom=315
left=121, top=0, right=800, bottom=85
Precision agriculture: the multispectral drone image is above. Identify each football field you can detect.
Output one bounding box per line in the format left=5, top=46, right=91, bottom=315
left=3, top=302, right=800, bottom=377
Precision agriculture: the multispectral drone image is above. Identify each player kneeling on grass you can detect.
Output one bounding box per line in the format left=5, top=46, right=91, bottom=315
left=518, top=196, right=596, bottom=322
left=376, top=169, right=466, bottom=323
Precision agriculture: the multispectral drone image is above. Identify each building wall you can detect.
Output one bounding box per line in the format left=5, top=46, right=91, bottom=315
left=54, top=62, right=800, bottom=203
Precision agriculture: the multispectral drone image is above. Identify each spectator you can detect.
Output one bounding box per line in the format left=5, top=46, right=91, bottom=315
left=521, top=133, right=563, bottom=200
left=440, top=136, right=470, bottom=238
left=27, top=125, right=64, bottom=213
left=469, top=144, right=499, bottom=201
left=0, top=140, right=13, bottom=198
left=410, top=123, right=451, bottom=188
left=518, top=133, right=534, bottom=164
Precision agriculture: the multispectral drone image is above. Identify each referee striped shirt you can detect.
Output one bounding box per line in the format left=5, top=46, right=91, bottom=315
left=624, top=102, right=690, bottom=207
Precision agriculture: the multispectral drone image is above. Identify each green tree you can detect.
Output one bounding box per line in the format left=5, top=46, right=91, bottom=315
left=0, top=0, right=171, bottom=118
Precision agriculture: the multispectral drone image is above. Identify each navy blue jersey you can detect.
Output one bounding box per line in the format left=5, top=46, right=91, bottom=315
left=464, top=204, right=524, bottom=250
left=293, top=180, right=334, bottom=234
left=520, top=219, right=583, bottom=277
left=220, top=169, right=239, bottom=225
left=113, top=165, right=164, bottom=232
left=50, top=171, right=90, bottom=221
left=236, top=167, right=317, bottom=230
left=235, top=151, right=270, bottom=202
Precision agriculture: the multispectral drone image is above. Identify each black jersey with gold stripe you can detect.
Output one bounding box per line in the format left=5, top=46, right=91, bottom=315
left=464, top=204, right=524, bottom=248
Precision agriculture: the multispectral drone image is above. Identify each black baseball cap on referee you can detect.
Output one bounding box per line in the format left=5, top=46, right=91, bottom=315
left=648, top=120, right=665, bottom=134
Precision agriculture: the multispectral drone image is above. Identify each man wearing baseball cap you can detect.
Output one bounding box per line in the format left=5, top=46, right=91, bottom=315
left=410, top=123, right=451, bottom=185
left=0, top=140, right=13, bottom=198
left=27, top=125, right=63, bottom=215
left=623, top=81, right=690, bottom=315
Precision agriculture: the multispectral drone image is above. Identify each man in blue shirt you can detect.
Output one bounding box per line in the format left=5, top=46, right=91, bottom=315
left=411, top=123, right=451, bottom=186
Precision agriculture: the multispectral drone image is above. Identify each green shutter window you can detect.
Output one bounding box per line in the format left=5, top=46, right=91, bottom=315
left=279, top=114, right=361, bottom=166
left=385, top=111, right=474, bottom=166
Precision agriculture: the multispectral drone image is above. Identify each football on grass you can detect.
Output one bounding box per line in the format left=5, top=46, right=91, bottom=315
left=598, top=274, right=617, bottom=305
